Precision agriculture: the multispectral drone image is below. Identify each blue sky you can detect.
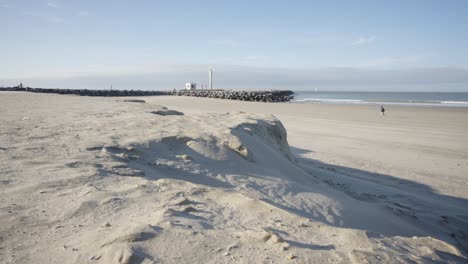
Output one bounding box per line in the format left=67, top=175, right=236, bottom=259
left=1, top=0, right=468, bottom=91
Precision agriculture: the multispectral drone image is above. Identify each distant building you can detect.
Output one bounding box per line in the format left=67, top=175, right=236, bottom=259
left=185, top=83, right=196, bottom=90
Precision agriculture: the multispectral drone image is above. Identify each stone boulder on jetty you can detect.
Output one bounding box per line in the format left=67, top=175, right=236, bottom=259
left=176, top=90, right=294, bottom=102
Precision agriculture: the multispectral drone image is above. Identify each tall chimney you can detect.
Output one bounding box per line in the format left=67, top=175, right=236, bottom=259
left=209, top=68, right=213, bottom=90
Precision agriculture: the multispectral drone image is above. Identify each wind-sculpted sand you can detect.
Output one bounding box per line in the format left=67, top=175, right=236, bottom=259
left=0, top=92, right=467, bottom=263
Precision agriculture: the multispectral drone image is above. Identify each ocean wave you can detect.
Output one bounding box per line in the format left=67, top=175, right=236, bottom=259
left=441, top=101, right=468, bottom=104
left=293, top=98, right=363, bottom=103
left=292, top=98, right=468, bottom=107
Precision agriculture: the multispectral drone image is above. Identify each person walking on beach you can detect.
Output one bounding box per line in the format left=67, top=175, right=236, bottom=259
left=380, top=106, right=385, bottom=116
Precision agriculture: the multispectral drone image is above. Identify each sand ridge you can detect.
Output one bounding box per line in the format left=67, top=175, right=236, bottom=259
left=0, top=92, right=467, bottom=263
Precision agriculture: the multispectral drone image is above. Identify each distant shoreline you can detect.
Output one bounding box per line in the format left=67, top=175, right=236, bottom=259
left=292, top=91, right=468, bottom=108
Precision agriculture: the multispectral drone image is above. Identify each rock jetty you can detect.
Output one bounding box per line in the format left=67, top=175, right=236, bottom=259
left=0, top=87, right=171, bottom=97
left=0, top=86, right=294, bottom=102
left=176, top=90, right=294, bottom=102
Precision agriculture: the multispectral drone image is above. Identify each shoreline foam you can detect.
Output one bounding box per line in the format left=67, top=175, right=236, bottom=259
left=292, top=91, right=468, bottom=107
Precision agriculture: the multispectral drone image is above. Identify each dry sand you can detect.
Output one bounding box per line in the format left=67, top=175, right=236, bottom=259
left=0, top=92, right=467, bottom=263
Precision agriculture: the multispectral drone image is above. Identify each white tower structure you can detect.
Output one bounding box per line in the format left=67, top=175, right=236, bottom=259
left=209, top=68, right=213, bottom=90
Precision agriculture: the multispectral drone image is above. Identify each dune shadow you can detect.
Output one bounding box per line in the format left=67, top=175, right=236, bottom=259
left=289, top=146, right=468, bottom=255
left=91, top=134, right=468, bottom=256
left=289, top=146, right=449, bottom=197
left=289, top=146, right=314, bottom=156
left=91, top=140, right=235, bottom=190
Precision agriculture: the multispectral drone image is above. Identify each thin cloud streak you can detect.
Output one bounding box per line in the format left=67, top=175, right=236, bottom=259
left=352, top=35, right=376, bottom=45
left=47, top=2, right=59, bottom=8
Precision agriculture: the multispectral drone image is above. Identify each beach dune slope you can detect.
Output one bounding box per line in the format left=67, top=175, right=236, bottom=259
left=0, top=93, right=465, bottom=263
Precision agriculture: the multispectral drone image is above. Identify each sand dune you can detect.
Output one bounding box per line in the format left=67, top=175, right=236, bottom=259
left=0, top=92, right=467, bottom=263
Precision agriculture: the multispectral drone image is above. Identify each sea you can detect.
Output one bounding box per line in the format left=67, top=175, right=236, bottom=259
left=291, top=91, right=468, bottom=107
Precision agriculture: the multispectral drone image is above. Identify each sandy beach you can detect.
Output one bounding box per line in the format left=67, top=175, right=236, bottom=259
left=1, top=92, right=467, bottom=263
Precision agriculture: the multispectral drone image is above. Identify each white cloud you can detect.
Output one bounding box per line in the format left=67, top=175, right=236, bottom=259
left=352, top=35, right=376, bottom=45
left=47, top=2, right=59, bottom=8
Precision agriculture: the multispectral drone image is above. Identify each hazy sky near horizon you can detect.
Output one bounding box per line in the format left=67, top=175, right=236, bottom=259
left=1, top=0, right=468, bottom=91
